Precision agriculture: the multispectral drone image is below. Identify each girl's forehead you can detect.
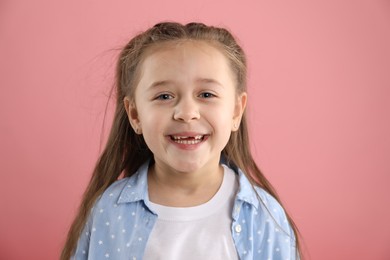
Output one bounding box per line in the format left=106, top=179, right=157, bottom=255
left=138, top=41, right=235, bottom=83
left=142, top=40, right=226, bottom=62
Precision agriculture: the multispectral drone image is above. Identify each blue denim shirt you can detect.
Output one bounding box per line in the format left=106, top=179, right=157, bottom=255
left=72, top=161, right=297, bottom=260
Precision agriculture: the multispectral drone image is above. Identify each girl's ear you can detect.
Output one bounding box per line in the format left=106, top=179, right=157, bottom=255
left=232, top=92, right=247, bottom=132
left=124, top=97, right=142, bottom=134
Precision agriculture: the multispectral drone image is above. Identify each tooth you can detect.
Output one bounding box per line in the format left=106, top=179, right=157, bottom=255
left=171, top=135, right=205, bottom=143
left=173, top=138, right=202, bottom=144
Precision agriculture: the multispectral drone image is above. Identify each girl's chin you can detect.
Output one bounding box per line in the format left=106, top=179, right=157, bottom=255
left=155, top=157, right=209, bottom=174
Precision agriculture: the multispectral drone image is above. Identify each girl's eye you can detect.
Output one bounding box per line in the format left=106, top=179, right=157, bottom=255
left=156, top=94, right=173, bottom=100
left=199, top=92, right=215, bottom=98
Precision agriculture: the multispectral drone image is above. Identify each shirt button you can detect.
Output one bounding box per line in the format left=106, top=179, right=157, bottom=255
left=235, top=224, right=242, bottom=233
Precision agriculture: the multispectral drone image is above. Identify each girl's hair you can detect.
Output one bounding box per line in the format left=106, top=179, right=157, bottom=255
left=61, top=21, right=301, bottom=259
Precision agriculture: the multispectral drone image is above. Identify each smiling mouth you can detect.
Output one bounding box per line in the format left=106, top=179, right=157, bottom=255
left=170, top=135, right=206, bottom=145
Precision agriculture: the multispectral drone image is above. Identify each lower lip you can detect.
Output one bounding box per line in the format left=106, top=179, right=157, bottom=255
left=167, top=136, right=208, bottom=150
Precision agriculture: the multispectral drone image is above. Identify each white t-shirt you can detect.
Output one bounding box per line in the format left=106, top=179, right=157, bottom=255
left=144, top=165, right=239, bottom=260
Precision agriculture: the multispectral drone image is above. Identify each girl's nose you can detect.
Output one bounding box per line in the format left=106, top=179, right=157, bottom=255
left=173, top=98, right=200, bottom=122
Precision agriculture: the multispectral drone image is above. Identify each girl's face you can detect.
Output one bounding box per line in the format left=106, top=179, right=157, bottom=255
left=125, top=41, right=246, bottom=174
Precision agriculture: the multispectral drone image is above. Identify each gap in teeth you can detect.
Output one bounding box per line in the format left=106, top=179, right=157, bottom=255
left=171, top=135, right=204, bottom=144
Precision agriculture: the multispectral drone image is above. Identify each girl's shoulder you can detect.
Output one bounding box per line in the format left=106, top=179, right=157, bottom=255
left=236, top=169, right=285, bottom=213
left=235, top=169, right=293, bottom=234
left=103, top=177, right=132, bottom=199
left=91, top=177, right=131, bottom=212
left=253, top=186, right=290, bottom=224
left=92, top=171, right=145, bottom=213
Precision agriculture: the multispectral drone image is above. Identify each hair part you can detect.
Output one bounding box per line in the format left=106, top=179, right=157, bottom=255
left=61, top=21, right=301, bottom=259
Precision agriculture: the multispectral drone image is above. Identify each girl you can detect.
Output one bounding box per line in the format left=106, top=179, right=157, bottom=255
left=62, top=22, right=301, bottom=260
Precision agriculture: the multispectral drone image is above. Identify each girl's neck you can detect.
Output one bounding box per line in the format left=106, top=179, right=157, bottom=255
left=147, top=162, right=224, bottom=207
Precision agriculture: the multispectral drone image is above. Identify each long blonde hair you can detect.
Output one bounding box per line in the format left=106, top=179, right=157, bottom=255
left=61, top=22, right=301, bottom=259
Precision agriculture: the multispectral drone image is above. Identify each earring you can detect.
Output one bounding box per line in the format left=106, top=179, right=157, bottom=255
left=234, top=122, right=239, bottom=129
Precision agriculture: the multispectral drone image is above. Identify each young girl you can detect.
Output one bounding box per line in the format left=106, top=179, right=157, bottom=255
left=62, top=22, right=300, bottom=260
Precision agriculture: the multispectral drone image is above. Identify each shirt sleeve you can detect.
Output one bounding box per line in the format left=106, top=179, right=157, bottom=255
left=255, top=188, right=299, bottom=260
left=70, top=209, right=93, bottom=260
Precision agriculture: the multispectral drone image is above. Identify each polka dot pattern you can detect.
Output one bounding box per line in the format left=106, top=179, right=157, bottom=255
left=72, top=162, right=298, bottom=259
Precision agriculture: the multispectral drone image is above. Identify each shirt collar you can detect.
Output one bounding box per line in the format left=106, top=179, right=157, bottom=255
left=117, top=159, right=260, bottom=210
left=117, top=160, right=150, bottom=204
left=236, top=168, right=260, bottom=210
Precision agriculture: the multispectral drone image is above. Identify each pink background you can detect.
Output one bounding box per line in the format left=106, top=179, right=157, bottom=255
left=1, top=0, right=389, bottom=259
